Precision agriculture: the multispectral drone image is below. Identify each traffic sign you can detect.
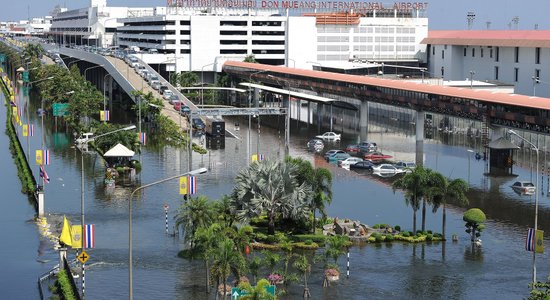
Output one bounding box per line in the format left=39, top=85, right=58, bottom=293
left=77, top=251, right=90, bottom=264
left=22, top=71, right=29, bottom=83
left=163, top=203, right=169, bottom=211
left=230, top=285, right=275, bottom=299
left=52, top=103, right=70, bottom=117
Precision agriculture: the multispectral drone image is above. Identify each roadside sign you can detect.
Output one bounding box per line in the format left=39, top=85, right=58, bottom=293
left=230, top=285, right=275, bottom=299
left=77, top=251, right=90, bottom=264
left=0, top=54, right=5, bottom=63
left=163, top=203, right=169, bottom=211
left=22, top=71, right=29, bottom=83
left=52, top=103, right=70, bottom=117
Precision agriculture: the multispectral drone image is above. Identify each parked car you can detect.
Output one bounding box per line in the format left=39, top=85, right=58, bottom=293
left=511, top=181, right=536, bottom=195
left=372, top=164, right=404, bottom=174
left=364, top=152, right=393, bottom=161
left=358, top=142, right=378, bottom=153
left=173, top=101, right=183, bottom=111
left=345, top=144, right=361, bottom=153
left=315, top=132, right=341, bottom=142
left=180, top=105, right=191, bottom=114
left=327, top=152, right=351, bottom=162
left=169, top=95, right=180, bottom=105
left=338, top=157, right=363, bottom=167
left=349, top=161, right=375, bottom=170
left=307, top=139, right=324, bottom=152
left=394, top=161, right=416, bottom=172
left=134, top=64, right=145, bottom=73
left=151, top=81, right=161, bottom=90
left=192, top=118, right=205, bottom=131
left=163, top=90, right=174, bottom=100
left=324, top=149, right=346, bottom=160
left=159, top=85, right=169, bottom=95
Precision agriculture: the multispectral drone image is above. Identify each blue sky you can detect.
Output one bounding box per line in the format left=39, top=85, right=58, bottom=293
left=6, top=0, right=550, bottom=30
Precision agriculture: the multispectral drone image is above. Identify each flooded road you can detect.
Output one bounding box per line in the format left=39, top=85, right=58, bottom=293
left=1, top=87, right=549, bottom=299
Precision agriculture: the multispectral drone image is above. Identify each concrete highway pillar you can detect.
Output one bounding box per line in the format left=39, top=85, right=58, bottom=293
left=359, top=101, right=369, bottom=141
left=296, top=99, right=301, bottom=126
left=307, top=101, right=311, bottom=127
left=416, top=111, right=425, bottom=166
left=230, top=81, right=236, bottom=105
left=317, top=103, right=324, bottom=133
left=253, top=87, right=259, bottom=107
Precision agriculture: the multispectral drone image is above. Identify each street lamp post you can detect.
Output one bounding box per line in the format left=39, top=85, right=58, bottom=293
left=509, top=129, right=539, bottom=284
left=76, top=124, right=136, bottom=298
left=268, top=74, right=291, bottom=156
left=247, top=71, right=267, bottom=163
left=26, top=76, right=54, bottom=160
left=201, top=62, right=216, bottom=106
left=469, top=70, right=475, bottom=89
left=103, top=74, right=111, bottom=120
left=83, top=64, right=104, bottom=80
left=532, top=76, right=540, bottom=96
left=128, top=167, right=208, bottom=300
left=68, top=58, right=85, bottom=68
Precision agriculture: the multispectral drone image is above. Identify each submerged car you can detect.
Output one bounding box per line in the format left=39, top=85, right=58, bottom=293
left=372, top=164, right=404, bottom=174
left=338, top=157, right=363, bottom=167
left=307, top=139, right=324, bottom=152
left=345, top=144, right=361, bottom=153
left=394, top=161, right=416, bottom=173
left=326, top=153, right=351, bottom=162
left=511, top=181, right=536, bottom=195
left=364, top=152, right=393, bottom=161
left=315, top=132, right=341, bottom=142
left=324, top=149, right=346, bottom=160
left=349, top=161, right=375, bottom=170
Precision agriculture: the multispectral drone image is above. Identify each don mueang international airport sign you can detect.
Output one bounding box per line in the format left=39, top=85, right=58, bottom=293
left=167, top=0, right=428, bottom=11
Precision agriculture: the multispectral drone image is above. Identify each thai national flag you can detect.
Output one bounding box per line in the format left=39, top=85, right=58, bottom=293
left=259, top=154, right=265, bottom=161
left=526, top=228, right=535, bottom=252
left=44, top=149, right=50, bottom=165
left=39, top=165, right=50, bottom=184
left=140, top=132, right=147, bottom=145
left=84, top=224, right=95, bottom=249
left=104, top=110, right=110, bottom=121
left=188, top=176, right=196, bottom=195
left=29, top=124, right=34, bottom=137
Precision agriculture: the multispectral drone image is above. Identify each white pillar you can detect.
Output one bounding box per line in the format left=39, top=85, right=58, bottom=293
left=37, top=190, right=45, bottom=216
left=416, top=111, right=425, bottom=166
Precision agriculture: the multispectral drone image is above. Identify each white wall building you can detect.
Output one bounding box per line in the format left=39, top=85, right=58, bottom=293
left=48, top=0, right=148, bottom=47
left=116, top=3, right=428, bottom=80
left=422, top=30, right=550, bottom=97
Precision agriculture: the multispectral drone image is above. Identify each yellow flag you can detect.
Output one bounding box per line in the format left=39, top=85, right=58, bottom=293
left=22, top=124, right=28, bottom=137
left=12, top=107, right=17, bottom=116
left=36, top=150, right=43, bottom=165
left=100, top=110, right=105, bottom=121
left=71, top=225, right=83, bottom=249
left=536, top=230, right=544, bottom=254
left=179, top=176, right=188, bottom=195
left=252, top=154, right=258, bottom=162
left=59, top=216, right=73, bottom=247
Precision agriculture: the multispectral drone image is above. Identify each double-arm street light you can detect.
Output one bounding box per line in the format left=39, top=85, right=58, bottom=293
left=76, top=124, right=136, bottom=298
left=509, top=129, right=539, bottom=284
left=83, top=64, right=104, bottom=80
left=128, top=167, right=208, bottom=300
left=532, top=76, right=540, bottom=96
left=24, top=76, right=54, bottom=159
left=200, top=62, right=216, bottom=106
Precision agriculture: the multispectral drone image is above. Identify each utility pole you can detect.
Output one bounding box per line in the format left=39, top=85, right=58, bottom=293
left=467, top=12, right=476, bottom=30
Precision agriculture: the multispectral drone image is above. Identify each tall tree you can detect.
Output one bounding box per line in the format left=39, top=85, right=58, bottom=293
left=209, top=238, right=247, bottom=300
left=429, top=173, right=469, bottom=240
left=231, top=160, right=311, bottom=234
left=325, top=235, right=349, bottom=267
left=392, top=166, right=428, bottom=233
left=285, top=157, right=333, bottom=233
left=195, top=223, right=223, bottom=293
left=175, top=195, right=213, bottom=249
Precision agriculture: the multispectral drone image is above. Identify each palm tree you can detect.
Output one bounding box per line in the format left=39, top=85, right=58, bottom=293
left=262, top=251, right=281, bottom=275
left=286, top=157, right=333, bottom=233
left=174, top=195, right=213, bottom=249
left=247, top=256, right=262, bottom=285
left=209, top=238, right=247, bottom=300
left=231, top=160, right=311, bottom=235
left=293, top=254, right=312, bottom=298
left=392, top=166, right=428, bottom=233
left=239, top=279, right=275, bottom=300
left=325, top=235, right=349, bottom=266
left=195, top=223, right=223, bottom=293
left=429, top=173, right=469, bottom=240
left=213, top=195, right=236, bottom=228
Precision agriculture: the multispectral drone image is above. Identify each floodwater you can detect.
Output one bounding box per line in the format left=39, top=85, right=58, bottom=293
left=1, top=87, right=549, bottom=299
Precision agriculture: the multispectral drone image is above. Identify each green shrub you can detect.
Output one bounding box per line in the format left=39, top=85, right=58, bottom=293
left=254, top=232, right=268, bottom=242
left=368, top=236, right=376, bottom=243
left=291, top=234, right=327, bottom=245
left=426, top=234, right=433, bottom=241
left=427, top=230, right=433, bottom=234
left=394, top=225, right=401, bottom=231
left=402, top=231, right=410, bottom=237
left=56, top=270, right=77, bottom=300
left=374, top=235, right=384, bottom=243
left=384, top=234, right=394, bottom=242
left=304, top=239, right=313, bottom=245
left=265, top=235, right=278, bottom=244
left=372, top=224, right=380, bottom=229
left=408, top=231, right=414, bottom=236
left=416, top=232, right=423, bottom=237
left=250, top=216, right=269, bottom=227
left=292, top=242, right=319, bottom=250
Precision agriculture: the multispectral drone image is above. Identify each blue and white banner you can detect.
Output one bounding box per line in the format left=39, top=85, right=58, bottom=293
left=84, top=224, right=95, bottom=249
left=188, top=176, right=196, bottom=195
left=526, top=228, right=535, bottom=252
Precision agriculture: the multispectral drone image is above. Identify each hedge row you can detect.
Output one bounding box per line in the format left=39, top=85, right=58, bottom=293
left=0, top=75, right=36, bottom=196
left=56, top=270, right=77, bottom=300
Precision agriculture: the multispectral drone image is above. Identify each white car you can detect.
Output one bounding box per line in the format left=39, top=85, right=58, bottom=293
left=163, top=90, right=174, bottom=100
left=338, top=157, right=363, bottom=168
left=315, top=132, right=341, bottom=142
left=372, top=164, right=405, bottom=174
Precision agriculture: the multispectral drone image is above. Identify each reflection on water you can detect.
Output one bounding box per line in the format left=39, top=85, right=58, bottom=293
left=4, top=89, right=550, bottom=299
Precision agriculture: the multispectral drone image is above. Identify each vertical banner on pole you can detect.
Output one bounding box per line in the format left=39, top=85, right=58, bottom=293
left=139, top=132, right=147, bottom=145
left=44, top=149, right=50, bottom=165
left=179, top=176, right=188, bottom=195
left=84, top=224, right=95, bottom=249
left=29, top=124, right=34, bottom=137
left=23, top=124, right=28, bottom=137
left=35, top=150, right=43, bottom=165
left=536, top=230, right=544, bottom=254
left=100, top=110, right=110, bottom=121
left=188, top=176, right=196, bottom=195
